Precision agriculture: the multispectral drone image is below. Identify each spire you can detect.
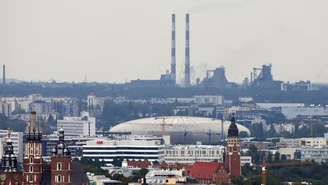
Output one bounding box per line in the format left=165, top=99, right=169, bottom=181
left=52, top=128, right=71, bottom=157
left=228, top=113, right=239, bottom=137
left=25, top=109, right=42, bottom=141
left=7, top=123, right=11, bottom=139
left=1, top=126, right=18, bottom=172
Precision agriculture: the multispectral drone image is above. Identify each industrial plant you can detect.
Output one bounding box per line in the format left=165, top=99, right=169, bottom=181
left=125, top=13, right=297, bottom=91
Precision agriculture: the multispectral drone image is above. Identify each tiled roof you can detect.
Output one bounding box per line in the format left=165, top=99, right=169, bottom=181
left=127, top=160, right=151, bottom=168
left=188, top=162, right=222, bottom=180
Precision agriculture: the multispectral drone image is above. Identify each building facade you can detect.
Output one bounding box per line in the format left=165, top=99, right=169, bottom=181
left=57, top=115, right=96, bottom=136
left=24, top=110, right=43, bottom=184
left=164, top=145, right=225, bottom=164
left=50, top=128, right=72, bottom=185
left=83, top=136, right=165, bottom=163
left=225, top=115, right=241, bottom=177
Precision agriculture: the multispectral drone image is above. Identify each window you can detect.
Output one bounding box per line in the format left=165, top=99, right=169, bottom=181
left=57, top=162, right=62, bottom=170
left=58, top=175, right=62, bottom=182
left=29, top=175, right=33, bottom=182
left=30, top=157, right=33, bottom=163
left=29, top=165, right=33, bottom=172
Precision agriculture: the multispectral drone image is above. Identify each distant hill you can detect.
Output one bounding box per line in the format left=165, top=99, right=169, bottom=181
left=0, top=78, right=26, bottom=83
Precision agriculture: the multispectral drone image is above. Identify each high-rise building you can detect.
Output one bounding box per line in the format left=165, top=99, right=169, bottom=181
left=225, top=115, right=241, bottom=177
left=57, top=115, right=96, bottom=137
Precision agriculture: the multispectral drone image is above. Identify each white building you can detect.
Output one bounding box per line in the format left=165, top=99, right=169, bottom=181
left=239, top=97, right=253, bottom=102
left=87, top=93, right=106, bottom=110
left=278, top=137, right=328, bottom=148
left=145, top=169, right=186, bottom=184
left=57, top=115, right=96, bottom=136
left=0, top=130, right=24, bottom=162
left=301, top=147, right=328, bottom=163
left=282, top=107, right=328, bottom=119
left=273, top=123, right=295, bottom=134
left=256, top=103, right=305, bottom=109
left=193, top=95, right=224, bottom=105
left=83, top=136, right=165, bottom=164
left=240, top=156, right=252, bottom=166
left=279, top=148, right=300, bottom=160
left=0, top=103, right=12, bottom=116
left=164, top=145, right=225, bottom=165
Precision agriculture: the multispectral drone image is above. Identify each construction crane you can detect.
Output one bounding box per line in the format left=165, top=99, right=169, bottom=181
left=206, top=129, right=220, bottom=145
left=155, top=117, right=173, bottom=136
left=253, top=155, right=313, bottom=185
left=183, top=129, right=188, bottom=144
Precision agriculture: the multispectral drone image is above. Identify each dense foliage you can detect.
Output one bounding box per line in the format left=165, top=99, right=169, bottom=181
left=3, top=83, right=328, bottom=104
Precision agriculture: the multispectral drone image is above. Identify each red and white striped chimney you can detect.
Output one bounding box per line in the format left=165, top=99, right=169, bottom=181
left=170, top=14, right=176, bottom=84
left=184, top=13, right=190, bottom=87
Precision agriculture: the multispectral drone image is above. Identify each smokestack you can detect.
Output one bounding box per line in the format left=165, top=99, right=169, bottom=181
left=170, top=14, right=176, bottom=85
left=3, top=65, right=5, bottom=86
left=184, top=14, right=191, bottom=87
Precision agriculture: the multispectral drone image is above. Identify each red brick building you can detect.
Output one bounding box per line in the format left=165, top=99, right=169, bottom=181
left=0, top=110, right=89, bottom=185
left=187, top=162, right=230, bottom=184
left=24, top=110, right=43, bottom=184
left=225, top=115, right=241, bottom=177
left=50, top=128, right=72, bottom=185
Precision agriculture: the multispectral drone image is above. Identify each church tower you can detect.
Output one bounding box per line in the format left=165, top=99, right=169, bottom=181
left=24, top=110, right=43, bottom=184
left=0, top=128, right=23, bottom=184
left=51, top=128, right=72, bottom=185
left=225, top=114, right=241, bottom=177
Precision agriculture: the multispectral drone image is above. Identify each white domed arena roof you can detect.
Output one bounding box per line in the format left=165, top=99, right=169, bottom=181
left=110, top=116, right=251, bottom=144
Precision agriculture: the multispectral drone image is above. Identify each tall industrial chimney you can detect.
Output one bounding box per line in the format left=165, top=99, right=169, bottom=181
left=3, top=65, right=5, bottom=86
left=184, top=14, right=190, bottom=87
left=170, top=14, right=176, bottom=85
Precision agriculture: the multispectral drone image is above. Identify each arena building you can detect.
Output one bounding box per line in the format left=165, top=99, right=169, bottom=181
left=110, top=116, right=251, bottom=144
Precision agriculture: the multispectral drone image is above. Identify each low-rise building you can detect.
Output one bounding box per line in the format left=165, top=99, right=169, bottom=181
left=301, top=146, right=328, bottom=163
left=87, top=174, right=121, bottom=185
left=164, top=145, right=225, bottom=164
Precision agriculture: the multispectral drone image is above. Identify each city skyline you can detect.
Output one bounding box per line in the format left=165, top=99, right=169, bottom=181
left=1, top=0, right=328, bottom=84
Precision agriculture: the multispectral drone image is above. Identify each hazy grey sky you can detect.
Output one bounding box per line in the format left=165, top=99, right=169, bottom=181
left=1, top=0, right=328, bottom=84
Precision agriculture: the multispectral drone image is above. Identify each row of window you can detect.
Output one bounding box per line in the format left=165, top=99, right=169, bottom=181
left=83, top=147, right=161, bottom=150
left=83, top=152, right=159, bottom=155
left=165, top=150, right=221, bottom=155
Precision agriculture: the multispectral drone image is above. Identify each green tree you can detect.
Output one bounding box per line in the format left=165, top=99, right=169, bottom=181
left=267, top=124, right=277, bottom=138
left=230, top=176, right=244, bottom=185
left=267, top=151, right=273, bottom=163
left=239, top=131, right=248, bottom=138
left=274, top=152, right=280, bottom=162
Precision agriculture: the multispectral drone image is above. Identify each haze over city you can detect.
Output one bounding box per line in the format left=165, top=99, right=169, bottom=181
left=1, top=0, right=328, bottom=84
